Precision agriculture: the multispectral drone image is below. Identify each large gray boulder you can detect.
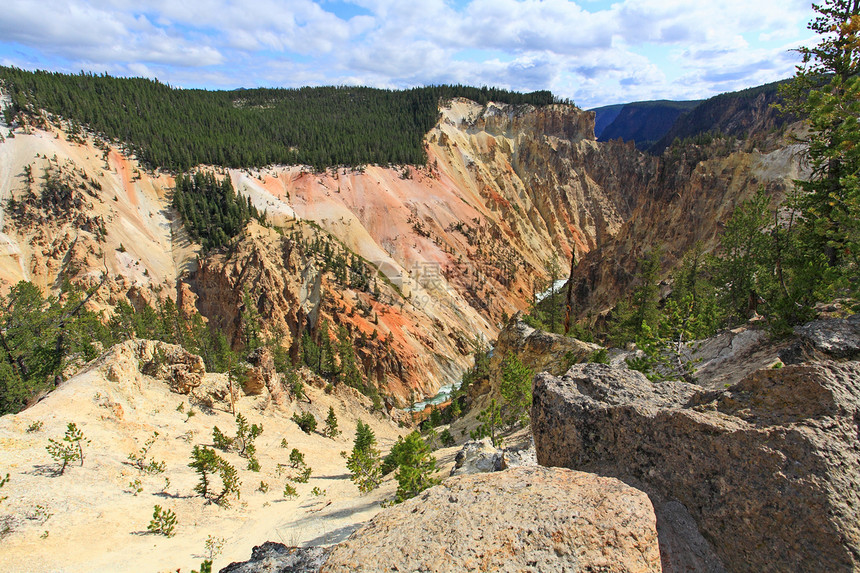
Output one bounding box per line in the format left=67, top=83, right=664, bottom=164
left=532, top=361, right=860, bottom=572
left=220, top=543, right=330, bottom=573
left=321, top=466, right=662, bottom=572
left=794, top=313, right=860, bottom=359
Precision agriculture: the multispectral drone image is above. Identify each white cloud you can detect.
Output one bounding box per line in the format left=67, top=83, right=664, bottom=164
left=0, top=0, right=820, bottom=106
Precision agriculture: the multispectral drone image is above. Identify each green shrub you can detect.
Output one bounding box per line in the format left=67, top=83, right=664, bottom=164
left=188, top=445, right=241, bottom=507
left=46, top=422, right=89, bottom=475
left=147, top=505, right=177, bottom=537
left=291, top=411, right=317, bottom=434
left=439, top=429, right=455, bottom=447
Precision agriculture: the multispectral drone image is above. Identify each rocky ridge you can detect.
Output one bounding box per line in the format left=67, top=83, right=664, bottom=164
left=532, top=356, right=860, bottom=572
left=243, top=467, right=663, bottom=573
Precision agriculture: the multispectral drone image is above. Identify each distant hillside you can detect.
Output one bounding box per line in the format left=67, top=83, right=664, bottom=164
left=592, top=103, right=625, bottom=138
left=649, top=80, right=792, bottom=154
left=592, top=100, right=701, bottom=149
left=0, top=67, right=556, bottom=171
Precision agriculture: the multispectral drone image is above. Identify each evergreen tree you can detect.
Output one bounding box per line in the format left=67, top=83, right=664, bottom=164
left=391, top=432, right=439, bottom=503
left=323, top=406, right=340, bottom=438
left=498, top=352, right=534, bottom=428
left=346, top=420, right=381, bottom=493
left=779, top=0, right=860, bottom=310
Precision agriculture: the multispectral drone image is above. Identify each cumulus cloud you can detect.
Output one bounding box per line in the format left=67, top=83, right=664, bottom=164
left=0, top=0, right=819, bottom=106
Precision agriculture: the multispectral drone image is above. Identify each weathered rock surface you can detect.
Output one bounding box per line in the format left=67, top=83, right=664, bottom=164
left=321, top=466, right=662, bottom=573
left=243, top=346, right=277, bottom=396
left=500, top=437, right=538, bottom=470
left=450, top=438, right=502, bottom=476
left=220, top=543, right=331, bottom=573
left=491, top=315, right=602, bottom=378
left=450, top=438, right=538, bottom=476
left=532, top=361, right=860, bottom=572
left=794, top=313, right=860, bottom=359
left=101, top=338, right=205, bottom=393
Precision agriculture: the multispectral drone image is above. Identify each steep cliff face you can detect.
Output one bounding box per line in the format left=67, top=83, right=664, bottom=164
left=650, top=81, right=791, bottom=155
left=568, top=134, right=807, bottom=322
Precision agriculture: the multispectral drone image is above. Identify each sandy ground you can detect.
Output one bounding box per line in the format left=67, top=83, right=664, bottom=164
left=0, top=349, right=470, bottom=573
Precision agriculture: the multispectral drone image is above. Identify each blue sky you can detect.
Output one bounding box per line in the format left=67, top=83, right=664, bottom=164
left=0, top=0, right=818, bottom=108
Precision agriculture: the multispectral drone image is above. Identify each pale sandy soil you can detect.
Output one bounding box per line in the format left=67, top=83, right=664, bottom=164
left=0, top=349, right=466, bottom=573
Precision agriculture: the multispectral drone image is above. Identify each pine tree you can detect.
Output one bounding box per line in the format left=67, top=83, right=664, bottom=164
left=779, top=0, right=860, bottom=308
left=391, top=432, right=439, bottom=503
left=346, top=421, right=381, bottom=493
left=323, top=406, right=340, bottom=438
left=498, top=353, right=534, bottom=428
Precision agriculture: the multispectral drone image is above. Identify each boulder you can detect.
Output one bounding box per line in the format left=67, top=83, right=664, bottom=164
left=532, top=361, right=860, bottom=573
left=220, top=542, right=331, bottom=573
left=450, top=438, right=538, bottom=476
left=491, top=314, right=602, bottom=378
left=322, top=466, right=662, bottom=573
left=500, top=438, right=537, bottom=470
left=449, top=438, right=502, bottom=476
left=794, top=313, right=860, bottom=359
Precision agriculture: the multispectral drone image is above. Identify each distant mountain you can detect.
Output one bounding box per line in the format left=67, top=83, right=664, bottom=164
left=591, top=103, right=625, bottom=138
left=591, top=100, right=702, bottom=149
left=648, top=80, right=792, bottom=154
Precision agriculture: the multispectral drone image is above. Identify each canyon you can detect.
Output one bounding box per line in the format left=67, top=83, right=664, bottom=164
left=0, top=84, right=843, bottom=573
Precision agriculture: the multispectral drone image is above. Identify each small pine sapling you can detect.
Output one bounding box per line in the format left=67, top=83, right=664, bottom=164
left=46, top=422, right=90, bottom=475
left=289, top=448, right=305, bottom=468
left=0, top=473, right=9, bottom=505
left=191, top=560, right=212, bottom=573
left=282, top=482, right=298, bottom=499
left=188, top=445, right=241, bottom=507
left=128, top=431, right=166, bottom=475
left=347, top=420, right=382, bottom=493
left=129, top=477, right=143, bottom=496
left=205, top=535, right=225, bottom=561
left=147, top=505, right=177, bottom=537
left=212, top=426, right=234, bottom=451
left=295, top=466, right=312, bottom=483
left=234, top=413, right=263, bottom=457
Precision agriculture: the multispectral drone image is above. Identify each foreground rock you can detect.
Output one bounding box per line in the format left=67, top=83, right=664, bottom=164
left=221, top=543, right=331, bottom=573
left=321, top=466, right=661, bottom=572
left=532, top=361, right=860, bottom=572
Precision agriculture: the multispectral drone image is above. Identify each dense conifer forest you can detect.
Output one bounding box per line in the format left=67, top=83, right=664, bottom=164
left=0, top=67, right=557, bottom=171
left=172, top=171, right=264, bottom=250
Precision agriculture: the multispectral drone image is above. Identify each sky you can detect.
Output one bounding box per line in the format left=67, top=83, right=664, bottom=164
left=0, top=0, right=819, bottom=109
